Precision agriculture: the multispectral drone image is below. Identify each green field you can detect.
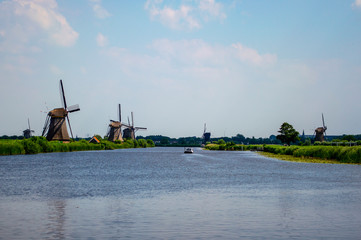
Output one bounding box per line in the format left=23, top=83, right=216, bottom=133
left=0, top=137, right=155, bottom=156
left=205, top=143, right=361, bottom=164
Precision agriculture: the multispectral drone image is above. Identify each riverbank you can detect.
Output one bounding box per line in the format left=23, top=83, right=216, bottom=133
left=205, top=143, right=361, bottom=164
left=258, top=152, right=344, bottom=164
left=0, top=137, right=155, bottom=155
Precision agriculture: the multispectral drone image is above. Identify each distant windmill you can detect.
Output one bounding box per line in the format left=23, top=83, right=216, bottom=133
left=23, top=118, right=35, bottom=139
left=314, top=113, right=327, bottom=142
left=41, top=80, right=80, bottom=142
left=123, top=112, right=147, bottom=140
left=202, top=123, right=211, bottom=144
left=107, top=104, right=128, bottom=142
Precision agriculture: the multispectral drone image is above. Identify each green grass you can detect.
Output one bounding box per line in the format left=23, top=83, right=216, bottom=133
left=205, top=143, right=361, bottom=164
left=258, top=152, right=344, bottom=164
left=0, top=137, right=155, bottom=155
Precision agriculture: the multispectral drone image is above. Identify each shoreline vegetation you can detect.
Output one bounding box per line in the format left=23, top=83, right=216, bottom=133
left=205, top=143, right=361, bottom=164
left=0, top=136, right=155, bottom=156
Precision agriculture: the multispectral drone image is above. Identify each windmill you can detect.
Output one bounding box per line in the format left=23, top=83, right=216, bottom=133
left=123, top=112, right=147, bottom=140
left=23, top=118, right=35, bottom=139
left=202, top=123, right=211, bottom=144
left=314, top=113, right=327, bottom=142
left=41, top=80, right=80, bottom=142
left=106, top=104, right=128, bottom=142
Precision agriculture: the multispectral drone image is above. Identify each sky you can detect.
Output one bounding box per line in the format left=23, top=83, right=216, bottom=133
left=1, top=0, right=361, bottom=139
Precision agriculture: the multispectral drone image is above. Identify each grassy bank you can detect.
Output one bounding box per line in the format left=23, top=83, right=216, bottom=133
left=0, top=137, right=155, bottom=155
left=263, top=145, right=361, bottom=164
left=204, top=143, right=361, bottom=164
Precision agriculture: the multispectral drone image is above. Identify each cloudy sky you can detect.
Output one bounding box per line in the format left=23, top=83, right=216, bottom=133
left=1, top=0, right=361, bottom=138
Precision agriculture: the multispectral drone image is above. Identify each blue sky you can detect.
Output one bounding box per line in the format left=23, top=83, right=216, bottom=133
left=1, top=0, right=361, bottom=138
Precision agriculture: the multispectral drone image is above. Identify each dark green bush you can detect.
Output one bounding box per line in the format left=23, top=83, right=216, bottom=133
left=22, top=139, right=41, bottom=154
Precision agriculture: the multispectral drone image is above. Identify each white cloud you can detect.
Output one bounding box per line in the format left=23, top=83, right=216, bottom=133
left=198, top=0, right=226, bottom=19
left=144, top=0, right=225, bottom=30
left=353, top=0, right=361, bottom=7
left=89, top=0, right=111, bottom=19
left=150, top=39, right=276, bottom=67
left=232, top=43, right=277, bottom=65
left=0, top=0, right=78, bottom=48
left=96, top=33, right=108, bottom=47
left=50, top=64, right=63, bottom=75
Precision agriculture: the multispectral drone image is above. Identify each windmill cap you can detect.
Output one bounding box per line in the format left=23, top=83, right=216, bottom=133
left=49, top=108, right=67, bottom=117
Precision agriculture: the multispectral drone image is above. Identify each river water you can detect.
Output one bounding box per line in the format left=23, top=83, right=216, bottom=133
left=0, top=147, right=361, bottom=239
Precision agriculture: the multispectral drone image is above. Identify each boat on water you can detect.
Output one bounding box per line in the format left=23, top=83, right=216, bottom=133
left=184, top=147, right=194, bottom=154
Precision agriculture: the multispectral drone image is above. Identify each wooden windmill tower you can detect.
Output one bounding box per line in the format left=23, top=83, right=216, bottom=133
left=107, top=104, right=127, bottom=142
left=41, top=80, right=80, bottom=142
left=23, top=118, right=35, bottom=139
left=202, top=123, right=211, bottom=144
left=314, top=113, right=327, bottom=142
left=123, top=112, right=147, bottom=140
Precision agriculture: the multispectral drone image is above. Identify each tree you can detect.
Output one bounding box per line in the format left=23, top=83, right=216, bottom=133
left=276, top=122, right=300, bottom=145
left=342, top=135, right=356, bottom=142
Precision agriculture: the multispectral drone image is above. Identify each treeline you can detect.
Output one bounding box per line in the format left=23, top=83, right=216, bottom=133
left=137, top=134, right=282, bottom=146
left=0, top=136, right=155, bottom=155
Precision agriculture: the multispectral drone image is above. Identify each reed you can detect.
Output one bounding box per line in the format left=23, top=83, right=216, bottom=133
left=205, top=143, right=361, bottom=164
left=0, top=140, right=25, bottom=155
left=0, top=137, right=155, bottom=155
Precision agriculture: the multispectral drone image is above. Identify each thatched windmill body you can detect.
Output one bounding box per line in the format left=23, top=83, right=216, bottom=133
left=123, top=112, right=147, bottom=140
left=314, top=113, right=327, bottom=142
left=42, top=80, right=80, bottom=142
left=107, top=104, right=128, bottom=142
left=202, top=123, right=211, bottom=144
left=23, top=118, right=35, bottom=138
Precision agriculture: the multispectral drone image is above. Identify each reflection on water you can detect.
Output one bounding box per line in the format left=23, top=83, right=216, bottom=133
left=1, top=147, right=361, bottom=239
left=46, top=200, right=66, bottom=240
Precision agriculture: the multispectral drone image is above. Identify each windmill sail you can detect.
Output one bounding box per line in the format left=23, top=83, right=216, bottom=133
left=202, top=123, right=211, bottom=144
left=42, top=80, right=80, bottom=142
left=23, top=118, right=35, bottom=138
left=314, top=113, right=327, bottom=142
left=107, top=104, right=125, bottom=142
left=123, top=111, right=147, bottom=140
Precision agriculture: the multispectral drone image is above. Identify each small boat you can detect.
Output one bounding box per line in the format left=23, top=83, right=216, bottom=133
left=184, top=147, right=194, bottom=154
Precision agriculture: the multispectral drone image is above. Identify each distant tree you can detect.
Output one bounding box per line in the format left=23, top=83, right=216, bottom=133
left=303, top=138, right=312, bottom=146
left=276, top=122, right=300, bottom=145
left=160, top=137, right=169, bottom=145
left=342, top=135, right=356, bottom=142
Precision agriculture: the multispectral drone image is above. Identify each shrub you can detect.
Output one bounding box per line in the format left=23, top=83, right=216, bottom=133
left=137, top=139, right=148, bottom=148
left=22, top=139, right=41, bottom=154
left=147, top=139, right=155, bottom=147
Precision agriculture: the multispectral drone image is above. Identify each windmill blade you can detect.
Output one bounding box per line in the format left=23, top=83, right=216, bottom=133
left=42, top=115, right=50, bottom=137
left=118, top=104, right=121, bottom=122
left=67, top=104, right=80, bottom=113
left=322, top=113, right=326, bottom=129
left=128, top=116, right=130, bottom=126
left=204, top=123, right=206, bottom=134
left=131, top=112, right=134, bottom=127
left=66, top=116, right=74, bottom=139
left=135, top=127, right=147, bottom=130
left=60, top=79, right=68, bottom=109
left=28, top=118, right=31, bottom=130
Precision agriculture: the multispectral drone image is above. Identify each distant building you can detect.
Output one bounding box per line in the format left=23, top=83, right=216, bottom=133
left=89, top=136, right=100, bottom=143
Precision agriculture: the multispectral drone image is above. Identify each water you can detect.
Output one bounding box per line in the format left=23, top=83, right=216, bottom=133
left=1, top=147, right=361, bottom=239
